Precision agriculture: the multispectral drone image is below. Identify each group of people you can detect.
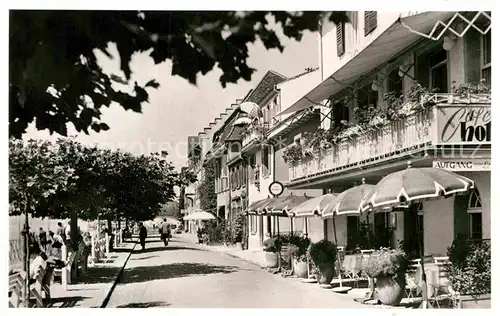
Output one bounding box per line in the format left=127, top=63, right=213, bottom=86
left=137, top=219, right=172, bottom=251
left=28, top=221, right=86, bottom=284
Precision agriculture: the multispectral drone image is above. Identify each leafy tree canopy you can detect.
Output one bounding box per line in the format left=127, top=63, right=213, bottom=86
left=10, top=10, right=347, bottom=138
left=9, top=137, right=196, bottom=221
left=159, top=201, right=180, bottom=218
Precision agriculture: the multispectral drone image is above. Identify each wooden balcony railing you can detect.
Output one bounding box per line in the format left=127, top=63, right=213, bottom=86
left=289, top=107, right=436, bottom=181
left=289, top=93, right=491, bottom=182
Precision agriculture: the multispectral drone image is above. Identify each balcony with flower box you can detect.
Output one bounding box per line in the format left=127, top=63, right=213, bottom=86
left=286, top=88, right=491, bottom=187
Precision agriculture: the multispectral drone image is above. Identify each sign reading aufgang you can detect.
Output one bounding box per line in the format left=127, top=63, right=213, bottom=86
left=433, top=159, right=491, bottom=171
left=438, top=105, right=491, bottom=144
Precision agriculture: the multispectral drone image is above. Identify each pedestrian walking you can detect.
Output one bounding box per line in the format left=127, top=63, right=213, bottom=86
left=139, top=222, right=147, bottom=250
left=56, top=222, right=65, bottom=240
left=38, top=227, right=47, bottom=252
left=160, top=218, right=171, bottom=246
left=64, top=221, right=72, bottom=242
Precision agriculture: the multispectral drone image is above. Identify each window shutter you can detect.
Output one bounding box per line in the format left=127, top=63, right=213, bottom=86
left=364, top=11, right=377, bottom=36
left=336, top=22, right=345, bottom=57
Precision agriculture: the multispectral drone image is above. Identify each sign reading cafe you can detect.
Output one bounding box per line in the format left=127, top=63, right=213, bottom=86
left=438, top=105, right=491, bottom=144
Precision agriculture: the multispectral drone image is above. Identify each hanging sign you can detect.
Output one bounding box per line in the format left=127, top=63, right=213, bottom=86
left=269, top=181, right=284, bottom=197
left=433, top=158, right=491, bottom=171
left=437, top=105, right=491, bottom=145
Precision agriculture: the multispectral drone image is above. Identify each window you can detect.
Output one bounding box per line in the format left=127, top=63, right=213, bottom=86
left=387, top=68, right=403, bottom=97
left=336, top=22, right=345, bottom=57
left=468, top=188, right=483, bottom=240
left=331, top=101, right=349, bottom=128
left=429, top=49, right=448, bottom=93
left=364, top=11, right=377, bottom=36
left=357, top=83, right=378, bottom=108
left=250, top=215, right=257, bottom=233
left=263, top=106, right=270, bottom=124
left=262, top=146, right=270, bottom=177
left=481, top=33, right=491, bottom=87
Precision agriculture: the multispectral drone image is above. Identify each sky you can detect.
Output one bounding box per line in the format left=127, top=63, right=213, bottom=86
left=23, top=20, right=319, bottom=170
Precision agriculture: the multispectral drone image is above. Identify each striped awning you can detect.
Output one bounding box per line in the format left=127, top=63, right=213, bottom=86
left=261, top=194, right=312, bottom=216
left=245, top=198, right=271, bottom=215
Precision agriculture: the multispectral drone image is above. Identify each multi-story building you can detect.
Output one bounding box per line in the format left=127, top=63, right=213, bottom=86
left=183, top=11, right=491, bottom=258
left=274, top=11, right=491, bottom=256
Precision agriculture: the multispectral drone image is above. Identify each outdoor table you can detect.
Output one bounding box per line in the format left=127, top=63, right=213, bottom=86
left=414, top=263, right=449, bottom=297
left=342, top=254, right=363, bottom=277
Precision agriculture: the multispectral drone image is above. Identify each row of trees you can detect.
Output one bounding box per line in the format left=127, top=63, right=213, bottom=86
left=9, top=137, right=196, bottom=230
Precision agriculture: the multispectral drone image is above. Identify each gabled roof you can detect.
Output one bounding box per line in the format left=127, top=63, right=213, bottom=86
left=245, top=70, right=287, bottom=105
left=226, top=126, right=246, bottom=142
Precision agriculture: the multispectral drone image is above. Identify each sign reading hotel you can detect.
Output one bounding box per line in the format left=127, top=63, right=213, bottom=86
left=433, top=159, right=491, bottom=171
left=269, top=181, right=284, bottom=197
left=438, top=105, right=491, bottom=144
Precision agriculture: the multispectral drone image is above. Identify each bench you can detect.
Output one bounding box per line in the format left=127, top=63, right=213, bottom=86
left=89, top=234, right=108, bottom=266
left=53, top=246, right=80, bottom=289
left=30, top=265, right=53, bottom=307
left=8, top=264, right=53, bottom=308
left=8, top=271, right=25, bottom=308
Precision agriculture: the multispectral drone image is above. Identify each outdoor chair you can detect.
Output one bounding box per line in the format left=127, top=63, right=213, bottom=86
left=429, top=259, right=455, bottom=308
left=279, top=244, right=293, bottom=277
left=405, top=271, right=420, bottom=298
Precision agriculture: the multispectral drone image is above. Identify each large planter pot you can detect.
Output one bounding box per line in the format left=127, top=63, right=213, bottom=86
left=293, top=260, right=308, bottom=278
left=376, top=275, right=405, bottom=306
left=459, top=294, right=491, bottom=309
left=315, top=267, right=334, bottom=285
left=265, top=252, right=279, bottom=268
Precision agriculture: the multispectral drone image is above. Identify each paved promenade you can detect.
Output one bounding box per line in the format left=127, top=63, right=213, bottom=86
left=105, top=235, right=370, bottom=308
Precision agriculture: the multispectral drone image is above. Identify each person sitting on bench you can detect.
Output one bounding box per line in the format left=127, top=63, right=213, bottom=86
left=29, top=252, right=48, bottom=285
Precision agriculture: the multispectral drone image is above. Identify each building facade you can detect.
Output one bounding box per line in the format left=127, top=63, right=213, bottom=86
left=279, top=11, right=491, bottom=256
left=183, top=11, right=491, bottom=258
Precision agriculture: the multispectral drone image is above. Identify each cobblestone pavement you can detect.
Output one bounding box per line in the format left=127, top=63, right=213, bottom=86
left=105, top=236, right=370, bottom=308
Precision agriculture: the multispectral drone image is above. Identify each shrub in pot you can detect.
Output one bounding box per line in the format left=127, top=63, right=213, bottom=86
left=447, top=237, right=491, bottom=307
left=286, top=244, right=308, bottom=278
left=263, top=237, right=281, bottom=268
left=363, top=247, right=409, bottom=306
left=308, top=239, right=337, bottom=284
left=287, top=234, right=310, bottom=278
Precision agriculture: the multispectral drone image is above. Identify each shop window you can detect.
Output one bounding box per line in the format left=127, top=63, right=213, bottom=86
left=429, top=49, right=448, bottom=93
left=481, top=33, right=491, bottom=87
left=417, top=203, right=424, bottom=252
left=364, top=11, right=377, bottom=36
left=468, top=188, right=483, bottom=240
left=267, top=216, right=272, bottom=236
left=346, top=216, right=358, bottom=250
left=336, top=21, right=345, bottom=56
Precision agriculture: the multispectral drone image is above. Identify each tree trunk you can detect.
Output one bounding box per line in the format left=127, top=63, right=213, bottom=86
left=22, top=204, right=30, bottom=307
left=107, top=218, right=113, bottom=251
left=70, top=211, right=79, bottom=251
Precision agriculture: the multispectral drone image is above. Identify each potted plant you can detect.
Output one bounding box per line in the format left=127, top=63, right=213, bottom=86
left=282, top=144, right=303, bottom=165
left=307, top=239, right=337, bottom=284
left=263, top=237, right=281, bottom=268
left=287, top=234, right=310, bottom=278
left=447, top=237, right=491, bottom=308
left=363, top=247, right=409, bottom=306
